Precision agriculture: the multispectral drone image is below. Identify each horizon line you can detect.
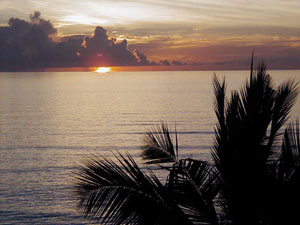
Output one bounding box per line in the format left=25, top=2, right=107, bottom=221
left=1, top=65, right=300, bottom=73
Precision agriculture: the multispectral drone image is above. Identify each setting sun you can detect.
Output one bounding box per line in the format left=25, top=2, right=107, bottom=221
left=95, top=67, right=111, bottom=73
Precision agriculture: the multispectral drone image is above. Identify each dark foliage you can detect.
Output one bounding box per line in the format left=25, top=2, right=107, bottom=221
left=141, top=123, right=178, bottom=164
left=211, top=61, right=298, bottom=225
left=75, top=153, right=192, bottom=225
left=75, top=57, right=299, bottom=225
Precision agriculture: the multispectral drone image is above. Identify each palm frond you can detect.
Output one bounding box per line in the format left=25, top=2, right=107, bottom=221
left=141, top=123, right=178, bottom=164
left=268, top=80, right=298, bottom=149
left=239, top=62, right=275, bottom=148
left=265, top=121, right=300, bottom=225
left=211, top=63, right=282, bottom=224
left=167, top=159, right=219, bottom=225
left=280, top=120, right=300, bottom=181
left=74, top=153, right=191, bottom=225
left=211, top=74, right=228, bottom=172
left=212, top=73, right=226, bottom=131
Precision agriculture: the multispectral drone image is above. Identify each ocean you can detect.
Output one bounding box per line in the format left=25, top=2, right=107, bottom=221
left=0, top=70, right=299, bottom=224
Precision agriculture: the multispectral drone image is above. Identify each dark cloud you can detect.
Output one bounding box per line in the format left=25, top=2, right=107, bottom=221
left=0, top=12, right=152, bottom=71
left=160, top=60, right=171, bottom=66
left=172, top=60, right=183, bottom=65
left=134, top=50, right=150, bottom=65
left=149, top=61, right=158, bottom=65
left=172, top=60, right=188, bottom=66
left=159, top=60, right=190, bottom=66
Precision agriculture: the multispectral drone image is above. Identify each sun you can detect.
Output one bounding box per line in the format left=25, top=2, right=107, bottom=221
left=95, top=67, right=111, bottom=73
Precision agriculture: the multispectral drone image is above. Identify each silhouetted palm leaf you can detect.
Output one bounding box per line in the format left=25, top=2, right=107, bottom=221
left=141, top=123, right=178, bottom=164
left=167, top=159, right=219, bottom=225
left=213, top=73, right=226, bottom=131
left=280, top=121, right=300, bottom=180
left=263, top=121, right=300, bottom=225
left=75, top=153, right=192, bottom=225
left=268, top=81, right=298, bottom=149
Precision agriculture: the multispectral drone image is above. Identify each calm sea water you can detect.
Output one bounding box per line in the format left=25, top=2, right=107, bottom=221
left=0, top=70, right=299, bottom=224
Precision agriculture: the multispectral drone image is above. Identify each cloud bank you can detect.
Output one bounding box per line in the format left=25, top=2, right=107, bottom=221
left=0, top=12, right=155, bottom=71
left=2, top=10, right=300, bottom=71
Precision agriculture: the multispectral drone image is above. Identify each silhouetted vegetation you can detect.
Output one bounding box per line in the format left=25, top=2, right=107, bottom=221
left=74, top=59, right=300, bottom=225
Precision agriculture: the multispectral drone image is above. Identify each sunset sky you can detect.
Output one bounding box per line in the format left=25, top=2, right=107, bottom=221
left=1, top=0, right=300, bottom=70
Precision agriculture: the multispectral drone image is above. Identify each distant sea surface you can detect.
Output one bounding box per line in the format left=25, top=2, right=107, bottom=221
left=1, top=70, right=299, bottom=224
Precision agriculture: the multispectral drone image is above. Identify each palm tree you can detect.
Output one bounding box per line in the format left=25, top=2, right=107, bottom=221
left=212, top=60, right=299, bottom=225
left=74, top=58, right=299, bottom=225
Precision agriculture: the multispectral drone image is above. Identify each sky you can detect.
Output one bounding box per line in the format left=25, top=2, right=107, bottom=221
left=1, top=0, right=300, bottom=70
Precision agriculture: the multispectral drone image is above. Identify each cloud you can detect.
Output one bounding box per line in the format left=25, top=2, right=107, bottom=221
left=172, top=60, right=188, bottom=66
left=159, top=60, right=170, bottom=66
left=2, top=11, right=300, bottom=71
left=0, top=12, right=152, bottom=71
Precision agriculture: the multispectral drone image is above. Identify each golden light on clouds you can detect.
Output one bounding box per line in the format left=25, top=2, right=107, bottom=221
left=95, top=67, right=111, bottom=73
left=61, top=15, right=109, bottom=26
